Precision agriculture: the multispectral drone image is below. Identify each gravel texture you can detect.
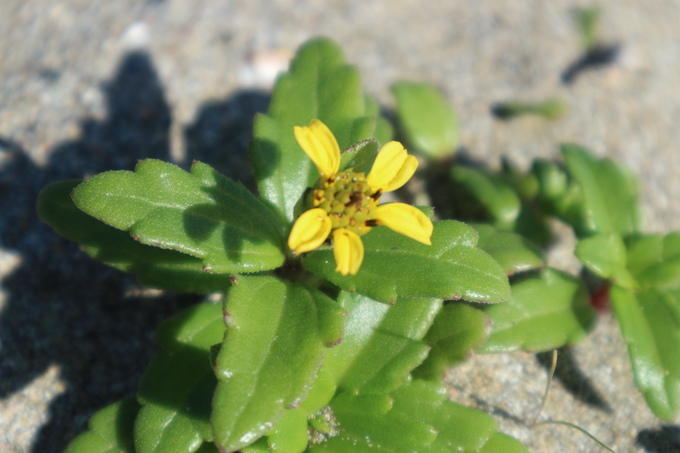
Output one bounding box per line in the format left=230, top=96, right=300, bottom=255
left=1, top=1, right=679, bottom=452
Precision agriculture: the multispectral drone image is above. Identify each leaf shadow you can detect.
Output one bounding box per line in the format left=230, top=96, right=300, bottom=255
left=561, top=44, right=622, bottom=85
left=636, top=425, right=680, bottom=453
left=138, top=345, right=216, bottom=427
left=0, top=47, right=269, bottom=452
left=185, top=93, right=270, bottom=193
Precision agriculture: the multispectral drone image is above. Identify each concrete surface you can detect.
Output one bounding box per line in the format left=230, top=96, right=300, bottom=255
left=1, top=1, right=679, bottom=452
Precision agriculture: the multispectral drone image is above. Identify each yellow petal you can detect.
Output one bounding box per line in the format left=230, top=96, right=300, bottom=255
left=367, top=141, right=418, bottom=193
left=333, top=228, right=364, bottom=276
left=373, top=203, right=433, bottom=245
left=293, top=119, right=340, bottom=178
left=382, top=155, right=418, bottom=193
left=288, top=208, right=332, bottom=254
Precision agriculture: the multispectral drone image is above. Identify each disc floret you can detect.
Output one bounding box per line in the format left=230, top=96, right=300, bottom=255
left=312, top=169, right=380, bottom=236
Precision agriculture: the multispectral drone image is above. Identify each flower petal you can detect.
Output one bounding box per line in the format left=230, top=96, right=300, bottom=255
left=333, top=228, right=364, bottom=276
left=373, top=203, right=433, bottom=245
left=382, top=155, right=418, bottom=193
left=367, top=141, right=418, bottom=193
left=293, top=119, right=340, bottom=178
left=288, top=208, right=332, bottom=254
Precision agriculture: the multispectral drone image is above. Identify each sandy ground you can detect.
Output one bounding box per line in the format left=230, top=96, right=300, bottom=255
left=1, top=1, right=679, bottom=452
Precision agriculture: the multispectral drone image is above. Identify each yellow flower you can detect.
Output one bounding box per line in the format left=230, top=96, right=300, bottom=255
left=288, top=119, right=433, bottom=276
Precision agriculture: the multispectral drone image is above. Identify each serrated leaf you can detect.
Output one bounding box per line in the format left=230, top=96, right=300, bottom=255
left=308, top=380, right=526, bottom=452
left=390, top=380, right=501, bottom=452
left=339, top=330, right=431, bottom=394
left=575, top=233, right=636, bottom=289
left=452, top=167, right=521, bottom=231
left=339, top=139, right=379, bottom=174
left=325, top=292, right=439, bottom=395
left=211, top=276, right=344, bottom=452
left=257, top=293, right=439, bottom=451
left=72, top=160, right=285, bottom=274
left=304, top=220, right=510, bottom=304
left=414, top=303, right=492, bottom=380
left=626, top=232, right=680, bottom=289
left=392, top=81, right=458, bottom=159
left=64, top=398, right=139, bottom=453
left=135, top=302, right=226, bottom=453
left=610, top=286, right=680, bottom=420
left=473, top=224, right=545, bottom=276
left=315, top=391, right=438, bottom=451
left=251, top=37, right=375, bottom=222
left=38, top=180, right=232, bottom=293
left=480, top=268, right=596, bottom=353
left=252, top=292, right=442, bottom=451
left=561, top=144, right=643, bottom=236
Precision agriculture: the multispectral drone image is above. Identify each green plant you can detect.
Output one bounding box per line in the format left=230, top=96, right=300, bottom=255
left=38, top=37, right=678, bottom=453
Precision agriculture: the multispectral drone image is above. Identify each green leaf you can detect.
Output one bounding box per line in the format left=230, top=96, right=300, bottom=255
left=625, top=233, right=664, bottom=276
left=315, top=391, right=437, bottom=451
left=249, top=289, right=443, bottom=451
left=38, top=180, right=232, bottom=293
left=211, top=276, right=345, bottom=452
left=532, top=159, right=569, bottom=206
left=252, top=292, right=440, bottom=452
left=135, top=301, right=226, bottom=453
left=365, top=95, right=394, bottom=146
left=462, top=163, right=554, bottom=246
left=491, top=98, right=567, bottom=121
left=479, top=433, right=530, bottom=453
left=304, top=220, right=510, bottom=304
left=575, top=233, right=636, bottom=289
left=574, top=6, right=602, bottom=51
left=480, top=268, right=596, bottom=353
left=451, top=167, right=521, bottom=231
left=414, top=303, right=492, bottom=380
left=610, top=286, right=680, bottom=420
left=64, top=398, right=139, bottom=453
left=308, top=380, right=526, bottom=452
left=560, top=144, right=643, bottom=236
left=324, top=292, right=438, bottom=395
left=391, top=81, right=458, bottom=159
left=72, top=160, right=285, bottom=274
left=263, top=409, right=309, bottom=453
left=390, top=380, right=508, bottom=452
left=626, top=233, right=680, bottom=289
left=240, top=439, right=270, bottom=452
left=265, top=364, right=338, bottom=450
left=473, top=224, right=545, bottom=276
left=339, top=139, right=379, bottom=174
left=251, top=37, right=375, bottom=222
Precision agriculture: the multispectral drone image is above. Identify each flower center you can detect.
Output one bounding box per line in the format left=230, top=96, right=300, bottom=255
left=310, top=169, right=380, bottom=236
